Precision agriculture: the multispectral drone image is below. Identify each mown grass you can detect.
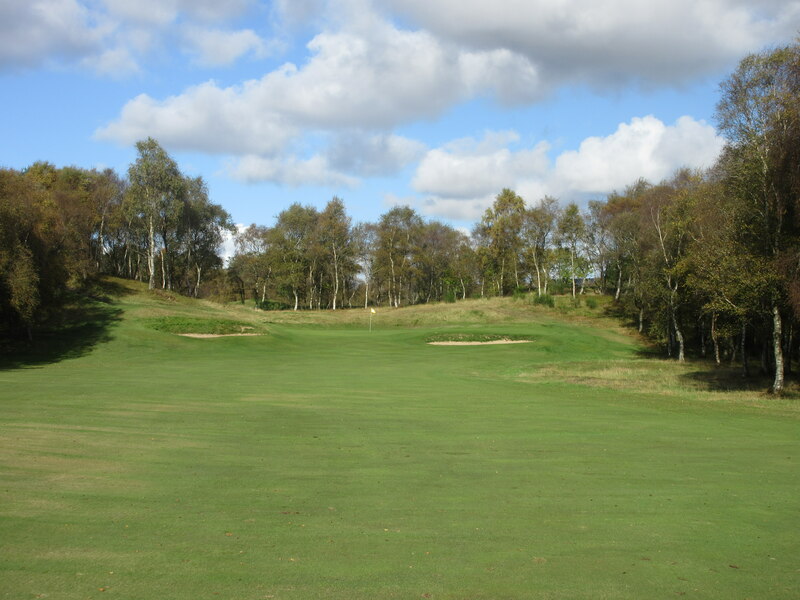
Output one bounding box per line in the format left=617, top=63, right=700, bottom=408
left=0, top=279, right=798, bottom=599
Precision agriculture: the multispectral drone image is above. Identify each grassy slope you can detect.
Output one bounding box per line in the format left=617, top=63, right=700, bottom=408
left=1, top=279, right=798, bottom=599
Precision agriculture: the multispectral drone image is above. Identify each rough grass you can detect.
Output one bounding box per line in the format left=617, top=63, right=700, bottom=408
left=145, top=316, right=262, bottom=335
left=425, top=332, right=532, bottom=343
left=0, top=279, right=798, bottom=599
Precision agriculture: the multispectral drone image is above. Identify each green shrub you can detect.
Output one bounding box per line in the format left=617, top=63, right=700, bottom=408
left=532, top=294, right=555, bottom=308
left=585, top=296, right=598, bottom=309
left=258, top=299, right=291, bottom=311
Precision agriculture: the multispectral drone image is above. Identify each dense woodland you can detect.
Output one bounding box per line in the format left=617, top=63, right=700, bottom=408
left=1, top=45, right=798, bottom=392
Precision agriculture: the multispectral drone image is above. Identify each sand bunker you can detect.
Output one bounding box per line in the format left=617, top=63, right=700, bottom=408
left=428, top=339, right=531, bottom=346
left=177, top=333, right=262, bottom=338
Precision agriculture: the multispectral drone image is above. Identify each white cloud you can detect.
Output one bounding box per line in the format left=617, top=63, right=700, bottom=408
left=552, top=115, right=724, bottom=194
left=421, top=195, right=496, bottom=222
left=272, top=0, right=327, bottom=26
left=183, top=27, right=275, bottom=67
left=412, top=116, right=724, bottom=220
left=95, top=82, right=297, bottom=155
left=380, top=0, right=800, bottom=86
left=100, top=0, right=177, bottom=26
left=97, top=14, right=550, bottom=147
left=413, top=131, right=550, bottom=199
left=176, top=0, right=252, bottom=22
left=0, top=0, right=102, bottom=69
left=100, top=0, right=251, bottom=24
left=219, top=223, right=247, bottom=265
left=5, top=0, right=798, bottom=89
left=326, top=133, right=426, bottom=177
left=81, top=46, right=140, bottom=77
left=459, top=49, right=542, bottom=105
left=264, top=26, right=463, bottom=129
left=229, top=155, right=359, bottom=187
left=0, top=0, right=264, bottom=75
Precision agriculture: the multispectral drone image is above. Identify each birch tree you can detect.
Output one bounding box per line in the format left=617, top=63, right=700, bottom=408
left=126, top=138, right=185, bottom=290
left=715, top=43, right=800, bottom=393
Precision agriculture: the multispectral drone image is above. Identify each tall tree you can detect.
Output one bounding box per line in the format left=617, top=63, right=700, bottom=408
left=556, top=202, right=586, bottom=298
left=474, top=189, right=526, bottom=295
left=126, top=138, right=185, bottom=290
left=352, top=222, right=377, bottom=308
left=374, top=206, right=422, bottom=307
left=180, top=176, right=233, bottom=297
left=715, top=43, right=800, bottom=393
left=523, top=196, right=558, bottom=296
left=317, top=197, right=354, bottom=310
left=270, top=204, right=318, bottom=310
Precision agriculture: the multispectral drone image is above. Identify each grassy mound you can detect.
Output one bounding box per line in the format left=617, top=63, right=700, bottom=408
left=425, top=332, right=531, bottom=343
left=145, top=316, right=261, bottom=335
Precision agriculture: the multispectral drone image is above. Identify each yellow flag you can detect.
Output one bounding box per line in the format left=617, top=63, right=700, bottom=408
left=370, top=308, right=376, bottom=314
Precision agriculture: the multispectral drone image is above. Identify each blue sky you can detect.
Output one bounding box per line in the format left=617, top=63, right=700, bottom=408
left=1, top=0, right=798, bottom=234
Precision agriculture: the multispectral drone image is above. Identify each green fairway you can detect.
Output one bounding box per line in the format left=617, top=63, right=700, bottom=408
left=1, top=282, right=798, bottom=599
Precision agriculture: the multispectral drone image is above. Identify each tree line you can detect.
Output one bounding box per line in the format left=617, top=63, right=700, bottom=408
left=0, top=138, right=234, bottom=339
left=1, top=44, right=797, bottom=391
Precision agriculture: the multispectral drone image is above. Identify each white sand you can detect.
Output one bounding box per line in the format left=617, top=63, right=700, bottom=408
left=177, top=333, right=262, bottom=338
left=427, top=339, right=531, bottom=346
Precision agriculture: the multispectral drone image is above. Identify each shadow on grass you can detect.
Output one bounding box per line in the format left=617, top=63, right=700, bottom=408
left=0, top=283, right=125, bottom=370
left=680, top=365, right=796, bottom=395
left=85, top=277, right=135, bottom=303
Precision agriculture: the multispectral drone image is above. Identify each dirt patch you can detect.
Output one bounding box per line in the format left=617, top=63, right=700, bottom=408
left=177, top=333, right=263, bottom=338
left=428, top=339, right=531, bottom=346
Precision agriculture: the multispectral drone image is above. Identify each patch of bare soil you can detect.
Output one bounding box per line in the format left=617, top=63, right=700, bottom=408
left=427, top=339, right=531, bottom=346
left=177, top=333, right=263, bottom=338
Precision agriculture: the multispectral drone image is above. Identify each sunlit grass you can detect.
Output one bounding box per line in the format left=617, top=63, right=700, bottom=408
left=1, top=280, right=798, bottom=599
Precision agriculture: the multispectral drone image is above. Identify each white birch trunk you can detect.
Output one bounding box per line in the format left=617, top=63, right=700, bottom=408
left=772, top=305, right=784, bottom=394
left=332, top=245, right=339, bottom=310
left=147, top=214, right=156, bottom=289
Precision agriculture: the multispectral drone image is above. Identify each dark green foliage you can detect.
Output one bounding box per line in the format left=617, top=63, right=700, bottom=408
left=532, top=293, right=555, bottom=308
left=257, top=298, right=291, bottom=311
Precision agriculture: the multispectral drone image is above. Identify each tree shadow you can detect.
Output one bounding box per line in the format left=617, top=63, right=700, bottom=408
left=679, top=364, right=791, bottom=394
left=0, top=284, right=125, bottom=370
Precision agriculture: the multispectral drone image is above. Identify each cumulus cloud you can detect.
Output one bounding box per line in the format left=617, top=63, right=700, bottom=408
left=229, top=155, right=359, bottom=187
left=551, top=115, right=724, bottom=194
left=219, top=223, right=248, bottom=264
left=182, top=27, right=276, bottom=67
left=81, top=46, right=140, bottom=77
left=95, top=82, right=297, bottom=155
left=413, top=116, right=724, bottom=220
left=100, top=0, right=252, bottom=24
left=380, top=0, right=800, bottom=86
left=96, top=12, right=552, bottom=150
left=326, top=133, right=426, bottom=177
left=413, top=131, right=550, bottom=199
left=272, top=0, right=328, bottom=26
left=0, top=0, right=266, bottom=75
left=0, top=0, right=104, bottom=69
left=100, top=0, right=177, bottom=26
